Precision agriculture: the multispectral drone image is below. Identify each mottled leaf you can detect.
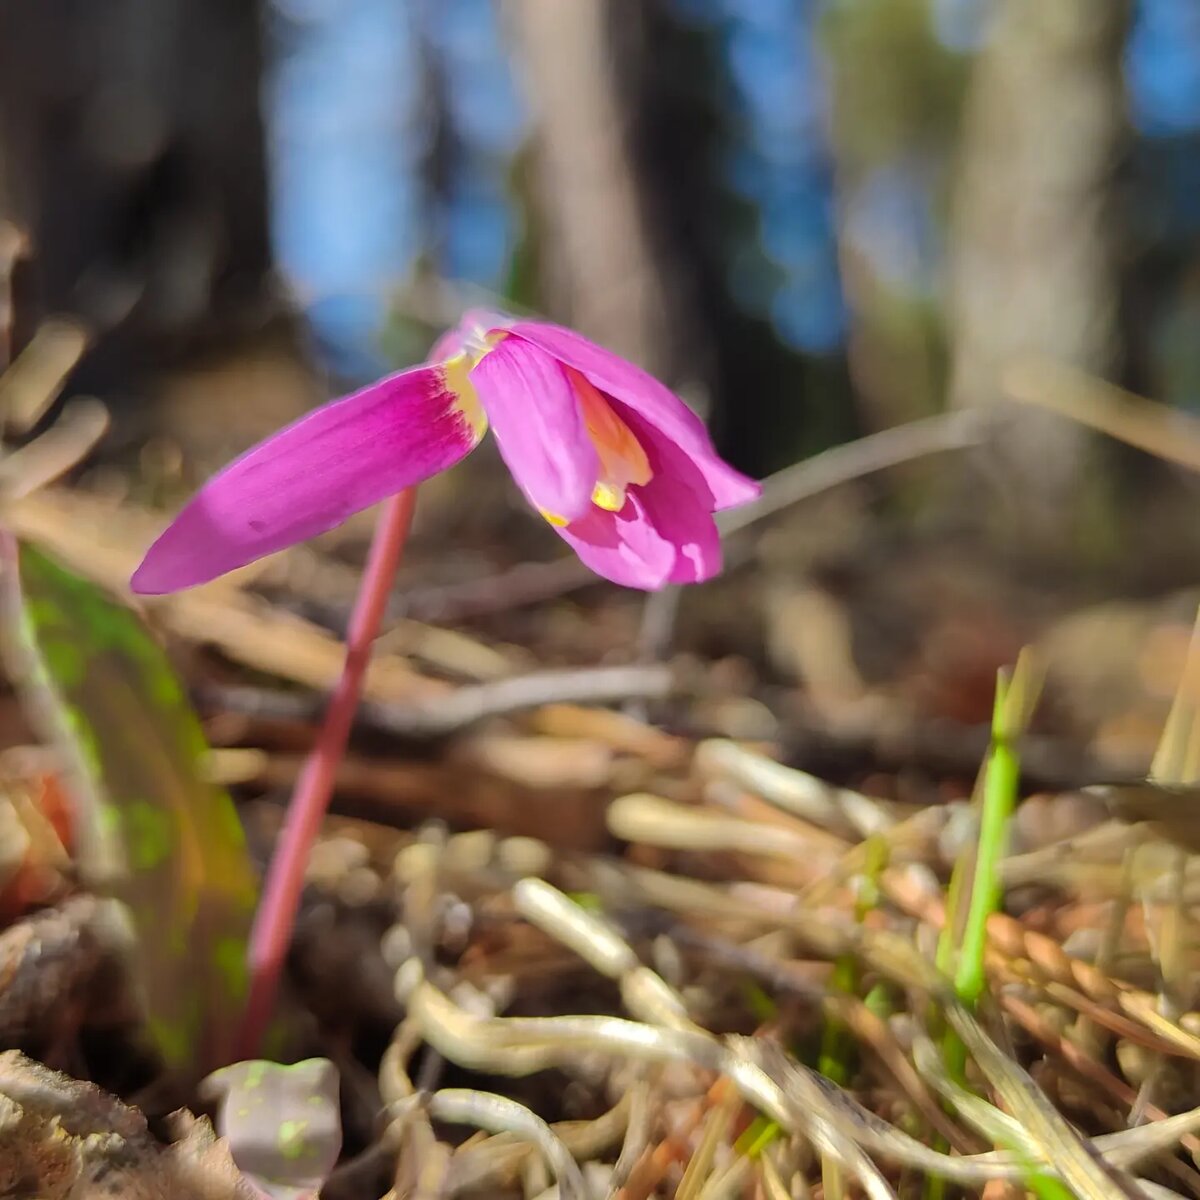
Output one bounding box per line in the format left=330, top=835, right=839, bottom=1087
left=0, top=540, right=259, bottom=1075
left=201, top=1058, right=341, bottom=1200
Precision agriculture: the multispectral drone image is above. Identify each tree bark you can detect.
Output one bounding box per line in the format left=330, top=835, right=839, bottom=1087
left=504, top=0, right=676, bottom=381
left=946, top=0, right=1130, bottom=544
left=0, top=0, right=272, bottom=384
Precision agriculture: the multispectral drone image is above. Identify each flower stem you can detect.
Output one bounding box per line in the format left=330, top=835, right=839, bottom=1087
left=236, top=488, right=417, bottom=1060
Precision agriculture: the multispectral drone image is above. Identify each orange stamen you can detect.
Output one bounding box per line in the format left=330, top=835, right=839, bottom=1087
left=568, top=368, right=652, bottom=512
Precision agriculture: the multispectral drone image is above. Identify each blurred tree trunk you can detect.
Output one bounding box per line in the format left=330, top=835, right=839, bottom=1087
left=506, top=0, right=830, bottom=478
left=505, top=0, right=679, bottom=384
left=821, top=0, right=964, bottom=433
left=0, top=0, right=272, bottom=393
left=946, top=0, right=1131, bottom=550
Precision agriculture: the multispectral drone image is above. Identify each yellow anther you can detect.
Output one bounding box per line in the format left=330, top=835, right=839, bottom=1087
left=591, top=481, right=626, bottom=512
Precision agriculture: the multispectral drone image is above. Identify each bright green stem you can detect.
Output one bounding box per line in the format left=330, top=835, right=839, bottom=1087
left=955, top=672, right=1016, bottom=1006
left=236, top=488, right=417, bottom=1059
left=939, top=671, right=1018, bottom=1084
left=935, top=667, right=1072, bottom=1200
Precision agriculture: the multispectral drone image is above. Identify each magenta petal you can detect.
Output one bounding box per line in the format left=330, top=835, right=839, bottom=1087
left=502, top=320, right=760, bottom=511
left=554, top=403, right=723, bottom=589
left=556, top=497, right=677, bottom=590
left=640, top=474, right=722, bottom=584
left=131, top=363, right=481, bottom=594
left=622, top=405, right=722, bottom=583
left=469, top=335, right=597, bottom=523
left=556, top=450, right=720, bottom=591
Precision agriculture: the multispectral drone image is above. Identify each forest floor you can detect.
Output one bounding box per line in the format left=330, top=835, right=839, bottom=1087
left=4, top=333, right=1200, bottom=1199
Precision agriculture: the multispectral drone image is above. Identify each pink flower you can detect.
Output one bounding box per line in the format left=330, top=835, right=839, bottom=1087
left=131, top=312, right=760, bottom=594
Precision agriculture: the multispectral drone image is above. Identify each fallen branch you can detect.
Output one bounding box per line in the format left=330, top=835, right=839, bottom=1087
left=205, top=663, right=675, bottom=740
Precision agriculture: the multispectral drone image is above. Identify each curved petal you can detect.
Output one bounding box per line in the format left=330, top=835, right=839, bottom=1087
left=132, top=363, right=483, bottom=594
left=636, top=470, right=722, bottom=586
left=555, top=496, right=677, bottom=590
left=502, top=320, right=760, bottom=511
left=555, top=411, right=720, bottom=589
left=469, top=335, right=597, bottom=524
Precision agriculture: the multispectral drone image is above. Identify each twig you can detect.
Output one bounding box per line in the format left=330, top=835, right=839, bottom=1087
left=1005, top=357, right=1200, bottom=473
left=716, top=409, right=989, bottom=538
left=363, top=665, right=674, bottom=737
left=237, top=488, right=418, bottom=1058
left=637, top=411, right=988, bottom=662
left=205, top=663, right=674, bottom=740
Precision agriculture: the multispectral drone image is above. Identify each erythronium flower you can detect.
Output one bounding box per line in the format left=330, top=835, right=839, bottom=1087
left=130, top=311, right=760, bottom=595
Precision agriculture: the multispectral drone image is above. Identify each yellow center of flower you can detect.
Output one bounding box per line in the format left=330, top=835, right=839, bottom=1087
left=443, top=351, right=489, bottom=440
left=450, top=327, right=652, bottom=528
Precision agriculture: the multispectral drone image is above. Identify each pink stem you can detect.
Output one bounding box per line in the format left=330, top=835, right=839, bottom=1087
left=236, top=488, right=418, bottom=1059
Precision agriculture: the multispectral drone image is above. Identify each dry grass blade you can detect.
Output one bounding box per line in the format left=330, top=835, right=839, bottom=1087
left=512, top=880, right=986, bottom=1182
left=425, top=1089, right=591, bottom=1200
left=758, top=1150, right=799, bottom=1200
left=882, top=866, right=1200, bottom=1059
left=943, top=1000, right=1150, bottom=1200
left=0, top=398, right=109, bottom=499
left=384, top=1099, right=452, bottom=1200
left=606, top=793, right=842, bottom=882
left=408, top=971, right=902, bottom=1197
left=675, top=1087, right=739, bottom=1200
left=822, top=993, right=971, bottom=1150
left=529, top=871, right=1200, bottom=1190
left=1005, top=357, right=1200, bottom=474
left=513, top=877, right=697, bottom=1032
left=1137, top=1185, right=1191, bottom=1200
left=695, top=739, right=893, bottom=837
left=911, top=1022, right=1035, bottom=1148
left=732, top=1038, right=1023, bottom=1187
left=913, top=1023, right=1200, bottom=1172
left=693, top=1154, right=753, bottom=1200
left=409, top=973, right=725, bottom=1074
left=610, top=1078, right=652, bottom=1193
left=390, top=1098, right=628, bottom=1198
left=0, top=317, right=90, bottom=435
left=409, top=967, right=1038, bottom=1194
left=718, top=1054, right=898, bottom=1200
left=1076, top=1116, right=1200, bottom=1174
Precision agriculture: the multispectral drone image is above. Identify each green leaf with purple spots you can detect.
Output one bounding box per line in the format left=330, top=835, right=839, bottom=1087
left=0, top=539, right=259, bottom=1076
left=201, top=1058, right=341, bottom=1200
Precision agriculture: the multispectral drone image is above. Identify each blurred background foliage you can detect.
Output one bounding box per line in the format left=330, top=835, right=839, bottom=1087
left=3, top=0, right=1200, bottom=575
